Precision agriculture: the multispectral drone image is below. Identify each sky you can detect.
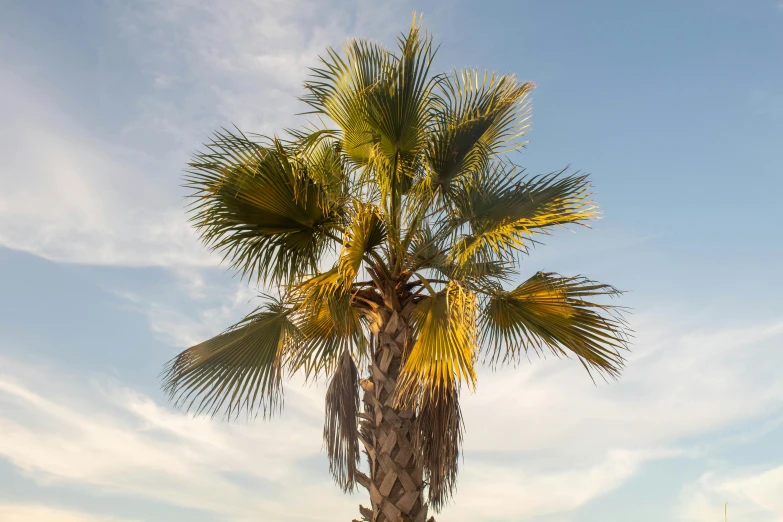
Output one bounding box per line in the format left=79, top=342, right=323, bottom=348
left=1, top=0, right=782, bottom=521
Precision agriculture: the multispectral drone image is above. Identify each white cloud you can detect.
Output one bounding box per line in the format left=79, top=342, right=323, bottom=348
left=0, top=355, right=355, bottom=521
left=19, top=286, right=783, bottom=521
left=0, top=68, right=214, bottom=268
left=115, top=276, right=258, bottom=349
left=437, top=313, right=783, bottom=519
left=2, top=353, right=669, bottom=522
left=0, top=504, right=138, bottom=522
left=446, top=448, right=678, bottom=521
left=459, top=315, right=783, bottom=457
left=679, top=465, right=783, bottom=522
left=0, top=0, right=414, bottom=267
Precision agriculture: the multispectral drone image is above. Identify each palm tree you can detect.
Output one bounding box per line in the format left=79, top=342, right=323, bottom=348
left=162, top=16, right=630, bottom=522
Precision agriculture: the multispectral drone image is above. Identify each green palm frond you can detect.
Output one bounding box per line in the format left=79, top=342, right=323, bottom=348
left=303, top=39, right=389, bottom=167
left=293, top=133, right=348, bottom=202
left=481, top=272, right=629, bottom=377
left=186, top=130, right=345, bottom=285
left=288, top=269, right=369, bottom=377
left=397, top=282, right=478, bottom=406
left=365, top=19, right=436, bottom=170
left=408, top=224, right=510, bottom=289
left=324, top=348, right=361, bottom=492
left=304, top=19, right=436, bottom=206
left=161, top=298, right=298, bottom=419
left=451, top=167, right=597, bottom=266
left=338, top=203, right=386, bottom=287
left=427, top=70, right=533, bottom=193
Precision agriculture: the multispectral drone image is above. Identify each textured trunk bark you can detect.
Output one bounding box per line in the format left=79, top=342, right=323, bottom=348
left=356, top=306, right=432, bottom=522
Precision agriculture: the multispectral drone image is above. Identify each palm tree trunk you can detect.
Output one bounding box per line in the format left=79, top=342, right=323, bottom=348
left=357, top=306, right=431, bottom=522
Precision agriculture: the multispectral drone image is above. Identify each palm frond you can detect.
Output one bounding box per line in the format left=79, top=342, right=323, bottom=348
left=324, top=348, right=361, bottom=492
left=288, top=269, right=369, bottom=377
left=161, top=299, right=298, bottom=419
left=365, top=19, right=436, bottom=170
left=415, top=382, right=463, bottom=512
left=186, top=130, right=344, bottom=285
left=451, top=167, right=597, bottom=266
left=396, top=282, right=477, bottom=406
left=303, top=39, right=390, bottom=167
left=480, top=272, right=630, bottom=377
left=338, top=203, right=386, bottom=287
left=292, top=131, right=349, bottom=203
left=427, top=70, right=533, bottom=192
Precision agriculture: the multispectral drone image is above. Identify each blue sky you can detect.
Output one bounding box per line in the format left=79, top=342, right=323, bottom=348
left=1, top=1, right=782, bottom=521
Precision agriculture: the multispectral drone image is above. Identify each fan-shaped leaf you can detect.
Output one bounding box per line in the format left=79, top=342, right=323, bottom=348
left=452, top=167, right=597, bottom=266
left=481, top=272, right=629, bottom=377
left=161, top=300, right=298, bottom=419
left=338, top=203, right=386, bottom=287
left=289, top=269, right=369, bottom=377
left=397, top=282, right=477, bottom=406
left=428, top=70, right=533, bottom=192
left=186, top=131, right=344, bottom=285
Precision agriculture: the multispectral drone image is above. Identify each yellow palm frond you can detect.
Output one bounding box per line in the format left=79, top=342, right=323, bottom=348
left=397, top=282, right=478, bottom=406
left=303, top=39, right=389, bottom=167
left=451, top=167, right=597, bottom=266
left=338, top=203, right=386, bottom=287
left=481, top=272, right=629, bottom=377
left=288, top=269, right=369, bottom=377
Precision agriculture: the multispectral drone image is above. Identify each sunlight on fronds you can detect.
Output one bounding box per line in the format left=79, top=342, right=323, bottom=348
left=481, top=272, right=629, bottom=377
left=397, top=282, right=478, bottom=406
left=168, top=15, right=632, bottom=515
left=451, top=167, right=597, bottom=266
left=288, top=269, right=369, bottom=377
left=338, top=203, right=386, bottom=287
left=427, top=70, right=534, bottom=192
left=302, top=39, right=389, bottom=167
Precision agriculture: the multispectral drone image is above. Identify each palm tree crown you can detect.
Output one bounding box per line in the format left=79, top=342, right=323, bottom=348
left=162, top=16, right=630, bottom=521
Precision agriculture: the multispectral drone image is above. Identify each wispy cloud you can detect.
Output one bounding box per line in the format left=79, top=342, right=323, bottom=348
left=679, top=465, right=783, bottom=522
left=0, top=0, right=414, bottom=267
left=0, top=356, right=352, bottom=521
left=4, top=310, right=780, bottom=520
left=118, top=269, right=783, bottom=519
left=446, top=448, right=679, bottom=520
left=437, top=314, right=783, bottom=520
left=0, top=504, right=139, bottom=522
left=114, top=270, right=259, bottom=349
left=458, top=316, right=783, bottom=456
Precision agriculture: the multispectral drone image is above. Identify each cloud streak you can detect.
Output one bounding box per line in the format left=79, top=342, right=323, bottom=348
left=0, top=356, right=354, bottom=521
left=0, top=0, right=415, bottom=267
left=679, top=465, right=783, bottom=522
left=0, top=504, right=138, bottom=522
left=2, top=311, right=781, bottom=521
